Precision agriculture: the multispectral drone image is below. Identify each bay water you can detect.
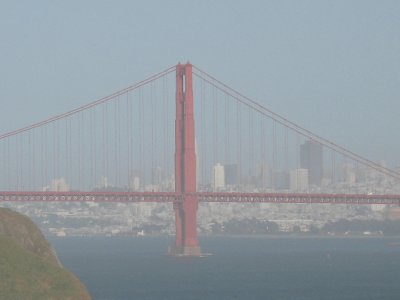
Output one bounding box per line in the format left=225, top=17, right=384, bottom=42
left=50, top=236, right=400, bottom=300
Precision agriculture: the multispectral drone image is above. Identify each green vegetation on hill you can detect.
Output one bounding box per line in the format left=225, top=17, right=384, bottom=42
left=0, top=208, right=60, bottom=266
left=0, top=208, right=91, bottom=300
left=0, top=235, right=90, bottom=300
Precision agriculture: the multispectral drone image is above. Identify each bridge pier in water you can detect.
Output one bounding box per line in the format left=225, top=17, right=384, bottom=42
left=172, top=63, right=201, bottom=256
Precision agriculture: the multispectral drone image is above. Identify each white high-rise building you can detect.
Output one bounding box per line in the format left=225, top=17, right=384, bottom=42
left=99, top=176, right=108, bottom=188
left=129, top=176, right=140, bottom=191
left=213, top=163, right=225, bottom=190
left=44, top=178, right=70, bottom=192
left=290, top=169, right=309, bottom=192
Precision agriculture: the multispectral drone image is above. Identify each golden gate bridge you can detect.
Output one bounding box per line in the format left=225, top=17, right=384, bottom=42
left=0, top=63, right=399, bottom=256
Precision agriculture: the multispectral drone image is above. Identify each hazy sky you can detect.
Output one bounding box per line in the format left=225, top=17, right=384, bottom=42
left=0, top=0, right=399, bottom=166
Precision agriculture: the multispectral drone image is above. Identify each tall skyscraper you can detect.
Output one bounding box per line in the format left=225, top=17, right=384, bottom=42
left=300, top=140, right=323, bottom=186
left=256, top=163, right=271, bottom=189
left=213, top=163, right=225, bottom=190
left=290, top=168, right=309, bottom=192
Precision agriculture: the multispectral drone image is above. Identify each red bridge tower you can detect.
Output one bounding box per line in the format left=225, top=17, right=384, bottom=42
left=172, top=63, right=201, bottom=256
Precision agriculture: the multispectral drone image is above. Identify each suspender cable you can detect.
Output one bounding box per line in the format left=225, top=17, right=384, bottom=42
left=114, top=99, right=118, bottom=187
left=126, top=92, right=131, bottom=190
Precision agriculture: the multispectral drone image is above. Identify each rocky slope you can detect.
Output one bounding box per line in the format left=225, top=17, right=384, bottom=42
left=0, top=207, right=91, bottom=300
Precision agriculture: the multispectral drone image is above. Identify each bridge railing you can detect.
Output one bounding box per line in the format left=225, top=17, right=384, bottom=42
left=1, top=191, right=399, bottom=206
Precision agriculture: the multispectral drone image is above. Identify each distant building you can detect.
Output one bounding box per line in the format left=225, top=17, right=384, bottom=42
left=129, top=176, right=140, bottom=191
left=300, top=140, right=323, bottom=186
left=44, top=178, right=70, bottom=192
left=213, top=163, right=225, bottom=190
left=99, top=176, right=109, bottom=188
left=371, top=204, right=386, bottom=212
left=290, top=169, right=309, bottom=192
left=129, top=169, right=142, bottom=190
left=256, top=163, right=271, bottom=189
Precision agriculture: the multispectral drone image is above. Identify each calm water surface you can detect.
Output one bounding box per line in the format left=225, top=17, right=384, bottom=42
left=50, top=236, right=400, bottom=300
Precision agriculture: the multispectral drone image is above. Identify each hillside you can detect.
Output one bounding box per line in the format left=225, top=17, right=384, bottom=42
left=0, top=207, right=91, bottom=300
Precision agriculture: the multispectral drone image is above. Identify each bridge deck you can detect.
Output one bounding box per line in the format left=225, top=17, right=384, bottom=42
left=0, top=191, right=399, bottom=205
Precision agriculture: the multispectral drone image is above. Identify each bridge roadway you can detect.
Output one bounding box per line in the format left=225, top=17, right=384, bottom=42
left=0, top=191, right=399, bottom=205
